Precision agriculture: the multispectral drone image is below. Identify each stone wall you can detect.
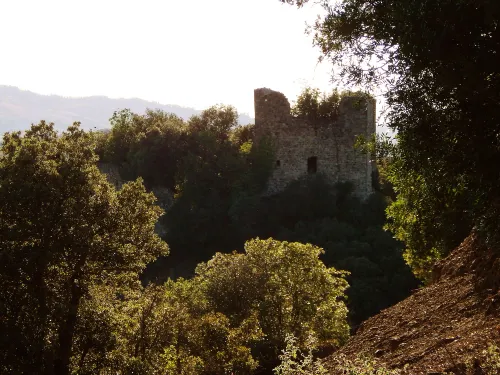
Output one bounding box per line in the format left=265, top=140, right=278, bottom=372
left=254, top=88, right=376, bottom=198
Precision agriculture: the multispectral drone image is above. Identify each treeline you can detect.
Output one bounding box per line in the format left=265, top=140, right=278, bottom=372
left=0, top=123, right=351, bottom=374
left=0, top=97, right=416, bottom=374
left=2, top=0, right=499, bottom=371
left=95, top=103, right=417, bottom=326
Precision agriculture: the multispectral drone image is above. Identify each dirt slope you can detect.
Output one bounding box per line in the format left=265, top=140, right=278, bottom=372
left=326, top=233, right=500, bottom=374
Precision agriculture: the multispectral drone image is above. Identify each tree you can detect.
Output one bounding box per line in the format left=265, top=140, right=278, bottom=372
left=160, top=106, right=274, bottom=277
left=195, top=238, right=350, bottom=371
left=99, top=108, right=187, bottom=190
left=290, top=87, right=370, bottom=123
left=291, top=87, right=341, bottom=122
left=252, top=175, right=417, bottom=325
left=89, top=278, right=262, bottom=375
left=187, top=104, right=239, bottom=143
left=0, top=122, right=168, bottom=375
left=282, top=0, right=500, bottom=278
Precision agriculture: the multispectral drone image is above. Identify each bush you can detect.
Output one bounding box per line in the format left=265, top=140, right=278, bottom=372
left=274, top=334, right=327, bottom=375
left=275, top=335, right=401, bottom=375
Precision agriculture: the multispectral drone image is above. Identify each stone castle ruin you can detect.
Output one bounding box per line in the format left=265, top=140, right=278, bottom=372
left=254, top=88, right=376, bottom=198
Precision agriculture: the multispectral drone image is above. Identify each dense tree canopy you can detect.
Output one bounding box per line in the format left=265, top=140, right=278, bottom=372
left=0, top=122, right=168, bottom=374
left=96, top=101, right=416, bottom=325
left=291, top=87, right=342, bottom=122
left=6, top=0, right=499, bottom=369
left=97, top=105, right=275, bottom=276
left=291, top=87, right=371, bottom=123
left=282, top=0, right=500, bottom=279
left=196, top=238, right=350, bottom=372
left=98, top=108, right=187, bottom=190
left=0, top=97, right=418, bottom=374
left=94, top=278, right=263, bottom=375
left=254, top=176, right=417, bottom=325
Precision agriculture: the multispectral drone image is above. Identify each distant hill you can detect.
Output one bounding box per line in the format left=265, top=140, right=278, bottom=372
left=0, top=86, right=254, bottom=133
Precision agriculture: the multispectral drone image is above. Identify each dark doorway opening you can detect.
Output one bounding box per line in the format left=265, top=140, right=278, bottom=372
left=307, top=156, right=317, bottom=174
left=276, top=160, right=281, bottom=167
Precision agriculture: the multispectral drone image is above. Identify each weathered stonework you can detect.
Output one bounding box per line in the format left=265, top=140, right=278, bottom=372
left=254, top=88, right=376, bottom=198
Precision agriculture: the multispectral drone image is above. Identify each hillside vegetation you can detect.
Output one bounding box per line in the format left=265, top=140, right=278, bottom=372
left=1, top=0, right=500, bottom=373
left=93, top=101, right=417, bottom=328
left=284, top=0, right=500, bottom=281
left=281, top=0, right=500, bottom=373
left=0, top=94, right=416, bottom=374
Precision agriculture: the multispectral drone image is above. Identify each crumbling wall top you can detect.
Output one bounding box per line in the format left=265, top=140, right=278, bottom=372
left=254, top=88, right=291, bottom=125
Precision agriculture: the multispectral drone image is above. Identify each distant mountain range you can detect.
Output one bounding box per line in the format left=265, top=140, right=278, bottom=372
left=0, top=86, right=254, bottom=134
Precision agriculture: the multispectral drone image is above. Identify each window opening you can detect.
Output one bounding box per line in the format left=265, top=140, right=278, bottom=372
left=276, top=160, right=281, bottom=167
left=307, top=156, right=317, bottom=174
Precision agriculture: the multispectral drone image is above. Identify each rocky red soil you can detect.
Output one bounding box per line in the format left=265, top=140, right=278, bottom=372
left=326, top=233, right=500, bottom=374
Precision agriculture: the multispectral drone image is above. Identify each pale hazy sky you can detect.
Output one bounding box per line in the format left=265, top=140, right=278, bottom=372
left=0, top=0, right=337, bottom=116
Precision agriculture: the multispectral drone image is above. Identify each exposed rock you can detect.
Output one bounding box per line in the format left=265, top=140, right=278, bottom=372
left=325, top=233, right=500, bottom=374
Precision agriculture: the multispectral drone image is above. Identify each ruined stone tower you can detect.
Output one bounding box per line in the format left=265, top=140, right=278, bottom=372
left=254, top=88, right=376, bottom=198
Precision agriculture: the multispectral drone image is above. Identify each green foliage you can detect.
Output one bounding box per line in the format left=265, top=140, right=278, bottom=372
left=481, top=344, right=500, bottom=374
left=0, top=122, right=168, bottom=375
left=0, top=104, right=418, bottom=374
left=98, top=105, right=275, bottom=275
left=230, top=123, right=255, bottom=147
left=355, top=132, right=472, bottom=281
left=72, top=237, right=348, bottom=374
left=329, top=354, right=402, bottom=375
left=291, top=87, right=341, bottom=122
left=384, top=160, right=472, bottom=281
left=462, top=343, right=500, bottom=374
left=250, top=176, right=418, bottom=325
left=187, top=104, right=239, bottom=143
left=356, top=133, right=472, bottom=281
left=274, top=334, right=328, bottom=375
left=275, top=335, right=402, bottom=375
left=156, top=160, right=416, bottom=327
left=196, top=238, right=350, bottom=371
left=283, top=0, right=500, bottom=278
left=99, top=108, right=186, bottom=189
left=291, top=87, right=371, bottom=123
left=95, top=279, right=261, bottom=375
left=95, top=96, right=415, bottom=327
left=161, top=119, right=274, bottom=272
